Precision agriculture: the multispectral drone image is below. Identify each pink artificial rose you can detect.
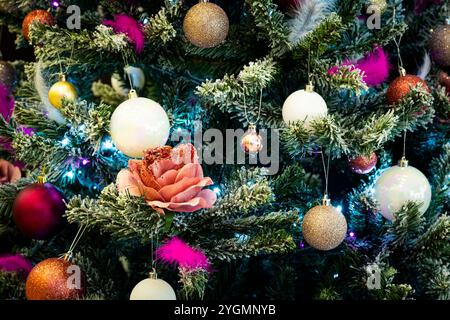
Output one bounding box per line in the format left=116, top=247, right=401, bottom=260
left=0, top=159, right=21, bottom=184
left=116, top=144, right=217, bottom=213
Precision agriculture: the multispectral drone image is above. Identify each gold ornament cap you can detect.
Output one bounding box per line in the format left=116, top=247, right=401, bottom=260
left=37, top=175, right=47, bottom=184
left=59, top=73, right=67, bottom=82
left=305, top=82, right=314, bottom=92
left=128, top=89, right=138, bottom=99
left=149, top=268, right=158, bottom=279
left=398, top=156, right=409, bottom=167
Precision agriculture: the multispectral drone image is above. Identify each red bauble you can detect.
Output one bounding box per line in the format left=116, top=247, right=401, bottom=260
left=13, top=183, right=65, bottom=240
left=386, top=75, right=429, bottom=105
left=22, top=9, right=56, bottom=41
left=438, top=71, right=450, bottom=96
left=26, top=258, right=86, bottom=300
left=348, top=152, right=377, bottom=174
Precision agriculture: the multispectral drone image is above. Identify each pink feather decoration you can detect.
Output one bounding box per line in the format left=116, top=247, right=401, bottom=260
left=0, top=254, right=33, bottom=278
left=156, top=237, right=211, bottom=271
left=103, top=14, right=145, bottom=54
left=0, top=84, right=14, bottom=122
left=328, top=47, right=390, bottom=87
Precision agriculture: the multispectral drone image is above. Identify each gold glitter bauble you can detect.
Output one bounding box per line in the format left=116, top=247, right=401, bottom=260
left=183, top=1, right=229, bottom=48
left=365, top=0, right=387, bottom=13
left=48, top=77, right=78, bottom=109
left=302, top=204, right=347, bottom=251
left=25, top=258, right=86, bottom=300
left=429, top=24, right=450, bottom=67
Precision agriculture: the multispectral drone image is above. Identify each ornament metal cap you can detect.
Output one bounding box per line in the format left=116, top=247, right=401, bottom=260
left=128, top=89, right=138, bottom=99
left=398, top=156, right=409, bottom=167
left=322, top=194, right=331, bottom=206
left=37, top=175, right=47, bottom=184
left=149, top=268, right=158, bottom=279
left=59, top=74, right=67, bottom=82
left=305, top=82, right=314, bottom=92
left=248, top=123, right=256, bottom=131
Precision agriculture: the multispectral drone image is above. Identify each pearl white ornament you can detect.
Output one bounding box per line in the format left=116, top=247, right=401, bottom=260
left=110, top=91, right=170, bottom=158
left=130, top=278, right=176, bottom=300
left=373, top=158, right=431, bottom=221
left=282, top=85, right=328, bottom=129
left=111, top=66, right=146, bottom=96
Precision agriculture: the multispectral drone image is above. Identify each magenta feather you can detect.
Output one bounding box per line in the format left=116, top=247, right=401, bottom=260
left=0, top=84, right=14, bottom=122
left=0, top=254, right=33, bottom=277
left=103, top=14, right=145, bottom=54
left=156, top=237, right=211, bottom=271
left=328, top=47, right=390, bottom=87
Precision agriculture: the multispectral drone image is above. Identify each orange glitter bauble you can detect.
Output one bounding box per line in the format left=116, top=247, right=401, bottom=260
left=348, top=152, right=377, bottom=174
left=22, top=10, right=56, bottom=41
left=386, top=75, right=429, bottom=105
left=25, top=258, right=86, bottom=300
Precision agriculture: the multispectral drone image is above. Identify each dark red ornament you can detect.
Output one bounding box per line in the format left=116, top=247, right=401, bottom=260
left=438, top=71, right=450, bottom=96
left=387, top=74, right=429, bottom=105
left=348, top=152, right=378, bottom=174
left=22, top=9, right=56, bottom=41
left=13, top=183, right=65, bottom=240
left=26, top=258, right=86, bottom=300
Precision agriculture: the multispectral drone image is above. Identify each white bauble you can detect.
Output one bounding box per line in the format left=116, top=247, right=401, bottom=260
left=110, top=95, right=170, bottom=158
left=282, top=89, right=328, bottom=129
left=111, top=66, right=146, bottom=96
left=373, top=163, right=431, bottom=221
left=130, top=278, right=176, bottom=300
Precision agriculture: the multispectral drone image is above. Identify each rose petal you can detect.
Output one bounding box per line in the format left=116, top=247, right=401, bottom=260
left=196, top=189, right=217, bottom=207
left=159, top=177, right=201, bottom=201
left=175, top=163, right=204, bottom=182
left=10, top=166, right=21, bottom=183
left=156, top=169, right=178, bottom=187
left=141, top=185, right=164, bottom=202
left=170, top=177, right=214, bottom=203
left=147, top=196, right=209, bottom=213
left=116, top=169, right=142, bottom=197
left=151, top=159, right=179, bottom=178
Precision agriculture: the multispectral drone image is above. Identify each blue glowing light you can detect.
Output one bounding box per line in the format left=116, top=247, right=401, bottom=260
left=64, top=171, right=75, bottom=179
left=333, top=273, right=339, bottom=279
left=336, top=205, right=342, bottom=212
left=61, top=137, right=70, bottom=146
left=213, top=187, right=221, bottom=195
left=102, top=139, right=115, bottom=150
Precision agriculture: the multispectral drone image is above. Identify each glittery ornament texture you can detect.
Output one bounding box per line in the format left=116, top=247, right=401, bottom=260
left=183, top=2, right=229, bottom=48
left=429, top=24, right=450, bottom=67
left=302, top=205, right=347, bottom=251
left=25, top=258, right=85, bottom=300
left=386, top=75, right=429, bottom=105
left=22, top=10, right=56, bottom=41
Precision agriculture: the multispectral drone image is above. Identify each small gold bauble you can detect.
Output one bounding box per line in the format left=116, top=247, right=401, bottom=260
left=183, top=1, right=229, bottom=48
left=302, top=204, right=347, bottom=251
left=240, top=126, right=263, bottom=154
left=48, top=76, right=78, bottom=109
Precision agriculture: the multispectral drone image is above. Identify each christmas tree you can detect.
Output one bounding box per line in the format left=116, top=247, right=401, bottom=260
left=0, top=0, right=449, bottom=300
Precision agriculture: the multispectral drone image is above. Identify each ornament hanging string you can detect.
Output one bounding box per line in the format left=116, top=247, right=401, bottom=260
left=320, top=148, right=331, bottom=197
left=242, top=88, right=263, bottom=126
left=56, top=43, right=75, bottom=77
left=62, top=223, right=88, bottom=261
left=121, top=52, right=135, bottom=91
left=391, top=5, right=405, bottom=74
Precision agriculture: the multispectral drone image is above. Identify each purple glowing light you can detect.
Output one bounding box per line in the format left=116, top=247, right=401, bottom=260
left=349, top=231, right=356, bottom=238
left=81, top=159, right=90, bottom=166
left=299, top=241, right=305, bottom=248
left=51, top=1, right=60, bottom=8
